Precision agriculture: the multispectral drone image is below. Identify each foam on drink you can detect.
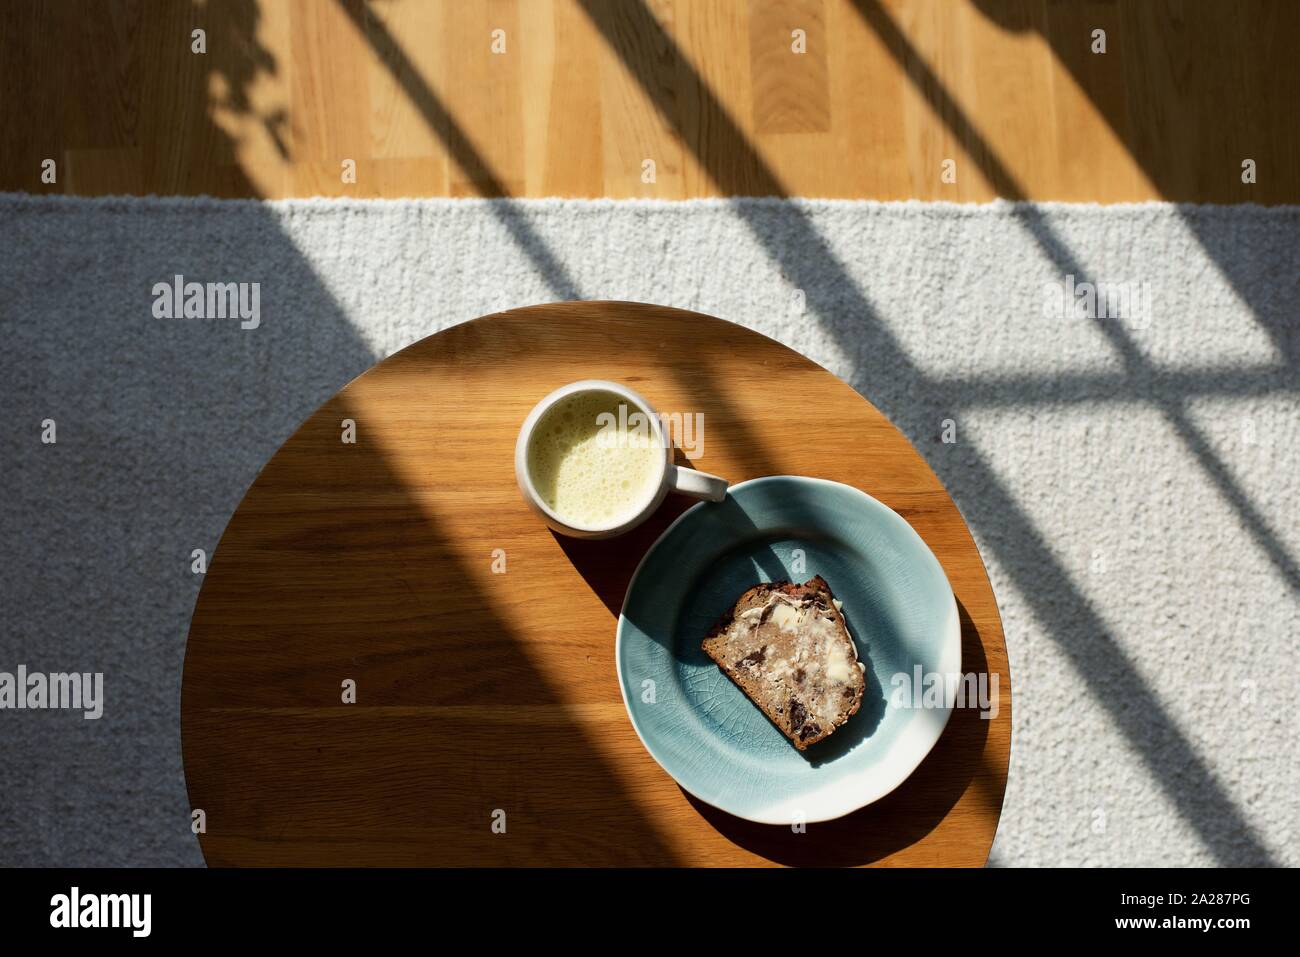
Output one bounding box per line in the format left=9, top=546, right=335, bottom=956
left=527, top=390, right=662, bottom=528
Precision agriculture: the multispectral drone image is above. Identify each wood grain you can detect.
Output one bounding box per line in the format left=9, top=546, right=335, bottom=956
left=1, top=0, right=1295, bottom=202
left=181, top=302, right=1010, bottom=866
left=749, top=0, right=830, bottom=134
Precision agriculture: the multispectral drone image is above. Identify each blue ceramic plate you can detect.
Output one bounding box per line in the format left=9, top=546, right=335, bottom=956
left=616, top=476, right=961, bottom=824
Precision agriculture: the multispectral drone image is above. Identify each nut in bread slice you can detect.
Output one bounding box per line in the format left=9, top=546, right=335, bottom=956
left=701, top=576, right=866, bottom=750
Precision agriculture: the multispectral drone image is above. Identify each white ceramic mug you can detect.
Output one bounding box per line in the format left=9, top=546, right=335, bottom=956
left=515, top=379, right=728, bottom=539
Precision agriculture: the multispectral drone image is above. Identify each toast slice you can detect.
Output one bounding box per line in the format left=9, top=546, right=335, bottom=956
left=702, top=576, right=866, bottom=750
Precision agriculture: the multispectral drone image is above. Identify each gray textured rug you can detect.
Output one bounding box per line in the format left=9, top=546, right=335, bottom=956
left=2, top=194, right=1296, bottom=867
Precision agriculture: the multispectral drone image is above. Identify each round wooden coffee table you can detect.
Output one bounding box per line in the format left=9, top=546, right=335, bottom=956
left=181, top=301, right=1010, bottom=866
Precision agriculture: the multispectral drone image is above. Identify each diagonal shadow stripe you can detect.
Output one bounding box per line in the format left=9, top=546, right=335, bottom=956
left=334, top=1, right=789, bottom=487
left=968, top=0, right=1300, bottom=368
left=853, top=0, right=1298, bottom=595
left=576, top=0, right=1278, bottom=864
left=1009, top=203, right=1300, bottom=593
left=336, top=0, right=582, bottom=301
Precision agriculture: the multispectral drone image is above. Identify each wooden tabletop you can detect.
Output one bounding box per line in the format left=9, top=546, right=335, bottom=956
left=181, top=301, right=1010, bottom=866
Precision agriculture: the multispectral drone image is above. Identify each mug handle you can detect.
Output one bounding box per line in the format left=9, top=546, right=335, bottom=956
left=666, top=463, right=728, bottom=503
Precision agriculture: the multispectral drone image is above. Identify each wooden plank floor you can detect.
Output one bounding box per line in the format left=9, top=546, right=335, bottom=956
left=1, top=0, right=1296, bottom=203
